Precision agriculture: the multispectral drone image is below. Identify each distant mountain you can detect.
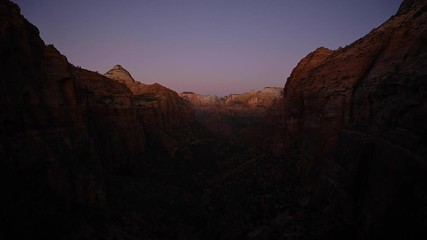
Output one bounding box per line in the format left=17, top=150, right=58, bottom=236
left=180, top=87, right=283, bottom=135
left=181, top=87, right=282, bottom=108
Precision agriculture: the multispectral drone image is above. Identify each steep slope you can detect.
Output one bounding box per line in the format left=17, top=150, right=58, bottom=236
left=0, top=2, right=174, bottom=238
left=281, top=0, right=427, bottom=238
left=104, top=64, right=137, bottom=90
left=0, top=2, right=106, bottom=238
left=72, top=64, right=147, bottom=170
left=104, top=65, right=195, bottom=132
left=103, top=66, right=195, bottom=157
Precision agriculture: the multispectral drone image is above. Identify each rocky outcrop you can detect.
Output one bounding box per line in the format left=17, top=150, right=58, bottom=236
left=104, top=64, right=137, bottom=90
left=281, top=0, right=427, bottom=238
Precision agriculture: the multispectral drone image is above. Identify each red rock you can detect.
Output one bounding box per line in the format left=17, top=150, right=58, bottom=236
left=0, top=1, right=106, bottom=220
left=280, top=0, right=427, bottom=237
left=105, top=65, right=195, bottom=129
left=180, top=87, right=283, bottom=135
left=73, top=65, right=147, bottom=169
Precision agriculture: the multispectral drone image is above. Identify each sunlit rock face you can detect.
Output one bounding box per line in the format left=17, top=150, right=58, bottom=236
left=181, top=87, right=282, bottom=109
left=104, top=64, right=138, bottom=91
left=180, top=87, right=283, bottom=135
left=280, top=0, right=427, bottom=237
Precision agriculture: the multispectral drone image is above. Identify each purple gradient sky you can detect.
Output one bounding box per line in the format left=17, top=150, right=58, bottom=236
left=15, top=0, right=401, bottom=96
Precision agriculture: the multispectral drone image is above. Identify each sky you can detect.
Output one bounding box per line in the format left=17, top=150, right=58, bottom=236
left=15, top=0, right=402, bottom=96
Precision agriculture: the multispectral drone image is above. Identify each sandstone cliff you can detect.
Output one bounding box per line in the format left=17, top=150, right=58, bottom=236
left=281, top=0, right=427, bottom=238
left=2, top=0, right=427, bottom=238
left=0, top=2, right=107, bottom=237
left=105, top=65, right=195, bottom=131
left=103, top=65, right=195, bottom=157
left=180, top=87, right=283, bottom=135
left=0, top=1, right=194, bottom=237
left=181, top=87, right=282, bottom=109
left=72, top=64, right=147, bottom=170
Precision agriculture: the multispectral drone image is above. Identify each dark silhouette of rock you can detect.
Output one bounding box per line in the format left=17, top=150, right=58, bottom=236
left=0, top=2, right=106, bottom=237
left=0, top=1, right=194, bottom=238
left=281, top=0, right=427, bottom=238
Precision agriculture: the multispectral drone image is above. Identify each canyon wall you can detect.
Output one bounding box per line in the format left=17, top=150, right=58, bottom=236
left=0, top=1, right=195, bottom=237
left=105, top=65, right=195, bottom=134
left=281, top=0, right=427, bottom=238
left=181, top=87, right=282, bottom=112
left=181, top=87, right=283, bottom=135
left=0, top=2, right=106, bottom=237
left=104, top=65, right=196, bottom=157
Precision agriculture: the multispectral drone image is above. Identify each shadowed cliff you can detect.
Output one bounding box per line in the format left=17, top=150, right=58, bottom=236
left=1, top=0, right=426, bottom=239
left=0, top=1, right=196, bottom=238
left=280, top=0, right=427, bottom=238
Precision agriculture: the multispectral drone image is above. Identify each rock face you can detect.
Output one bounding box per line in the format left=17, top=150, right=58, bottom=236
left=281, top=0, right=427, bottom=238
left=104, top=64, right=136, bottom=89
left=180, top=87, right=283, bottom=135
left=180, top=91, right=221, bottom=107
left=0, top=2, right=107, bottom=237
left=224, top=87, right=283, bottom=108
left=73, top=64, right=147, bottom=170
left=0, top=1, right=195, bottom=237
left=181, top=87, right=282, bottom=109
left=3, top=0, right=427, bottom=238
left=104, top=65, right=195, bottom=153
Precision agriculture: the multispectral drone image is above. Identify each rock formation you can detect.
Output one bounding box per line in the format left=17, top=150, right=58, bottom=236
left=2, top=0, right=427, bottom=239
left=0, top=1, right=195, bottom=237
left=105, top=65, right=195, bottom=132
left=281, top=0, right=427, bottom=238
left=103, top=65, right=196, bottom=157
left=181, top=87, right=282, bottom=110
left=180, top=87, right=283, bottom=135
left=0, top=2, right=107, bottom=237
left=104, top=64, right=137, bottom=90
left=72, top=63, right=147, bottom=170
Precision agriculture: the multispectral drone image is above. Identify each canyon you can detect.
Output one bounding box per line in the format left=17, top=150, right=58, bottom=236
left=180, top=87, right=283, bottom=135
left=1, top=0, right=427, bottom=239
